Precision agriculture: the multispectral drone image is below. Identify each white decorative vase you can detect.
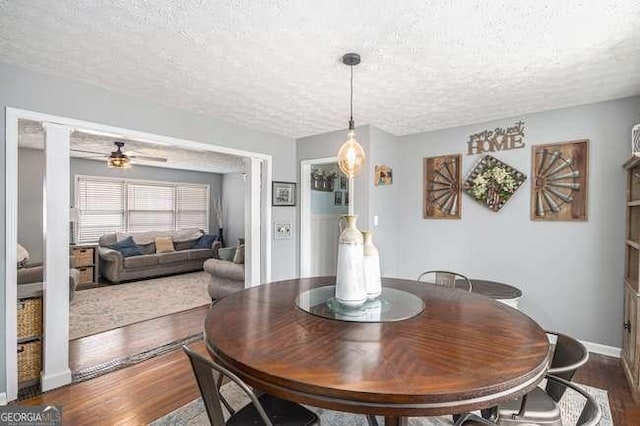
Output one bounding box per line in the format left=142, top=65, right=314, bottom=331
left=335, top=215, right=366, bottom=307
left=362, top=231, right=382, bottom=300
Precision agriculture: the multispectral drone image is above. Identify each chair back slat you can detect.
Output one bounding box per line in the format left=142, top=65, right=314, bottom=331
left=185, top=347, right=227, bottom=426
left=545, top=331, right=589, bottom=401
left=417, top=270, right=473, bottom=291
left=546, top=374, right=601, bottom=426
left=183, top=345, right=274, bottom=426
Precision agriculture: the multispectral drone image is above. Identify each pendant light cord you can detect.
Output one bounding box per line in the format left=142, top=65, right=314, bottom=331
left=349, top=65, right=355, bottom=130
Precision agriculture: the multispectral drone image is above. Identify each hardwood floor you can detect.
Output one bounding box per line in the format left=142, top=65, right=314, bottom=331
left=70, top=305, right=209, bottom=372
left=20, top=307, right=640, bottom=425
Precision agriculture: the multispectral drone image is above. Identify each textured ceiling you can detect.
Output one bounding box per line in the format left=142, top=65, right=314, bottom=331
left=1, top=1, right=639, bottom=138
left=18, top=120, right=245, bottom=174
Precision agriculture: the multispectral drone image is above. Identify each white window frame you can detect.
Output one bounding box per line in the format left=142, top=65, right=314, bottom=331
left=74, top=174, right=210, bottom=243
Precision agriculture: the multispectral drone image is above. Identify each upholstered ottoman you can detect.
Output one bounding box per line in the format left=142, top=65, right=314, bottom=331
left=203, top=258, right=245, bottom=300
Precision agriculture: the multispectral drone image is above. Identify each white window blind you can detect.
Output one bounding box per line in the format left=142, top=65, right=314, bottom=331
left=76, top=178, right=125, bottom=243
left=76, top=175, right=209, bottom=243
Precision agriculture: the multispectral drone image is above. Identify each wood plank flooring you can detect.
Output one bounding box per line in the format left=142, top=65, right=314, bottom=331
left=70, top=305, right=209, bottom=372
left=20, top=307, right=640, bottom=425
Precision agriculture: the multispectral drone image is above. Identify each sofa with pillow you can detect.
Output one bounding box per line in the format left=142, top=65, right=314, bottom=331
left=98, top=228, right=221, bottom=283
left=203, top=242, right=245, bottom=300
left=16, top=243, right=80, bottom=300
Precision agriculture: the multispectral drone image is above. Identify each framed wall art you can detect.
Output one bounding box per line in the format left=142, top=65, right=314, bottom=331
left=272, top=181, right=296, bottom=206
left=530, top=140, right=589, bottom=221
left=374, top=165, right=393, bottom=186
left=423, top=154, right=462, bottom=219
left=273, top=221, right=293, bottom=240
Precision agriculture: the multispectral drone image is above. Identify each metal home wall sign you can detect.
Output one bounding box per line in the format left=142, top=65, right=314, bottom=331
left=530, top=140, right=589, bottom=221
left=467, top=121, right=526, bottom=155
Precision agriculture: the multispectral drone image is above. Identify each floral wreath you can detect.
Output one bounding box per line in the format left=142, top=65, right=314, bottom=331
left=465, top=156, right=526, bottom=211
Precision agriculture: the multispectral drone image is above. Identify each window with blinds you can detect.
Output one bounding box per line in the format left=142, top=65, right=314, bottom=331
left=75, top=175, right=210, bottom=243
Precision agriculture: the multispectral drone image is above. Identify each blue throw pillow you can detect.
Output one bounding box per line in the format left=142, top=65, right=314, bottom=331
left=107, top=236, right=143, bottom=258
left=193, top=233, right=218, bottom=249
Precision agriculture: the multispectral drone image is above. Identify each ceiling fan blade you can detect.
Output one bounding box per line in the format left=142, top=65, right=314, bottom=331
left=128, top=155, right=168, bottom=162
left=71, top=148, right=105, bottom=155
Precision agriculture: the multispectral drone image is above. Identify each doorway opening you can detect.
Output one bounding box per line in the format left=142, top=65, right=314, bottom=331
left=6, top=108, right=272, bottom=401
left=300, top=157, right=349, bottom=277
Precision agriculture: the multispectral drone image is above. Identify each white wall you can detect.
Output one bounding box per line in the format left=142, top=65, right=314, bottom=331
left=0, top=61, right=298, bottom=392
left=396, top=96, right=640, bottom=348
left=221, top=172, right=245, bottom=247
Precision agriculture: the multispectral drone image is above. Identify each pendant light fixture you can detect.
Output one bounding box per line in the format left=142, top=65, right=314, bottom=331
left=337, top=53, right=366, bottom=181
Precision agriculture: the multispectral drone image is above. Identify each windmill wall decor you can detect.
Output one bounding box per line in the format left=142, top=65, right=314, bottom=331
left=530, top=140, right=589, bottom=221
left=423, top=154, right=462, bottom=219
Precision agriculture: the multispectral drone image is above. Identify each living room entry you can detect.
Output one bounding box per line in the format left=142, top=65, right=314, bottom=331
left=8, top=109, right=272, bottom=399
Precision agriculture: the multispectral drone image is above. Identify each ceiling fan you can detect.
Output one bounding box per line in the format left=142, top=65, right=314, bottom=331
left=71, top=141, right=168, bottom=169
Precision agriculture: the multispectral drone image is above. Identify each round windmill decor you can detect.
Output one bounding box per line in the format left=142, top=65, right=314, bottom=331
left=464, top=155, right=526, bottom=212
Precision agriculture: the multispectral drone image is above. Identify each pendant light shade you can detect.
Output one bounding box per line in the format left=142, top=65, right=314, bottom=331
left=337, top=53, right=366, bottom=179
left=338, top=128, right=366, bottom=178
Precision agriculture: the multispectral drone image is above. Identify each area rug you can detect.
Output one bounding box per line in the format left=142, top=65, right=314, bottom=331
left=149, top=382, right=613, bottom=426
left=70, top=271, right=211, bottom=339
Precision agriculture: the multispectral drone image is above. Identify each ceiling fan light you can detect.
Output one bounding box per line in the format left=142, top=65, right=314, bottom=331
left=107, top=156, right=131, bottom=168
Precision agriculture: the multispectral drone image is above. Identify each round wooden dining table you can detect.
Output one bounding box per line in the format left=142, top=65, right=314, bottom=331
left=204, top=277, right=550, bottom=426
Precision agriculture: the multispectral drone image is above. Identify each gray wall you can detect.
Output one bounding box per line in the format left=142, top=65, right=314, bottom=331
left=0, top=61, right=297, bottom=394
left=296, top=97, right=640, bottom=348
left=396, top=96, right=640, bottom=348
left=221, top=173, right=245, bottom=247
left=17, top=148, right=45, bottom=263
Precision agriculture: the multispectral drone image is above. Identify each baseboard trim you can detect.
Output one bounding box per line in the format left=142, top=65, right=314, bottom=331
left=582, top=340, right=621, bottom=358
left=41, top=369, right=72, bottom=392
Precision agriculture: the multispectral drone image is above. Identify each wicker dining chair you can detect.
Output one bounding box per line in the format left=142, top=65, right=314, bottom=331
left=183, top=345, right=319, bottom=426
left=417, top=270, right=473, bottom=291
left=455, top=374, right=601, bottom=426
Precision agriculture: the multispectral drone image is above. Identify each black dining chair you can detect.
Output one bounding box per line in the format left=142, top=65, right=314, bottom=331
left=183, top=345, right=319, bottom=426
left=456, top=330, right=589, bottom=426
left=417, top=270, right=473, bottom=291
left=456, top=374, right=601, bottom=426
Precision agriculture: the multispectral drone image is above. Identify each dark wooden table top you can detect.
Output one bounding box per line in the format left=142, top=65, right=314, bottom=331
left=456, top=279, right=523, bottom=300
left=204, top=276, right=549, bottom=418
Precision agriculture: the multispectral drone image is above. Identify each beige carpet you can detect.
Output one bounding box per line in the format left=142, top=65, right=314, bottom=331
left=69, top=271, right=211, bottom=340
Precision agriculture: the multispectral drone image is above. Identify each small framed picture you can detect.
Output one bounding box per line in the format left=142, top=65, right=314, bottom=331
left=339, top=176, right=347, bottom=190
left=375, top=165, right=393, bottom=186
left=272, top=181, right=296, bottom=206
left=334, top=191, right=342, bottom=206
left=273, top=221, right=292, bottom=240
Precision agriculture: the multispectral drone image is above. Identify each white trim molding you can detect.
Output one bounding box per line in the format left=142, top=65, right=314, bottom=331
left=4, top=109, right=18, bottom=401
left=582, top=340, right=621, bottom=358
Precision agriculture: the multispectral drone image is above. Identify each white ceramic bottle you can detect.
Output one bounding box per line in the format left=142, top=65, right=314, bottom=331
left=362, top=231, right=382, bottom=300
left=335, top=215, right=366, bottom=307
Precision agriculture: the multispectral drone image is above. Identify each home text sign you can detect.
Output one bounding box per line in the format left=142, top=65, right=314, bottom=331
left=467, top=121, right=526, bottom=155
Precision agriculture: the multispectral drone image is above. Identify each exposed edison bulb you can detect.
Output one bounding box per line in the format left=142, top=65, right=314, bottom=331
left=337, top=129, right=366, bottom=178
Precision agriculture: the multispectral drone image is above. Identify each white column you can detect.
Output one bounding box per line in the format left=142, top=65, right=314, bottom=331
left=244, top=158, right=262, bottom=287
left=41, top=123, right=72, bottom=391
left=260, top=159, right=272, bottom=283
